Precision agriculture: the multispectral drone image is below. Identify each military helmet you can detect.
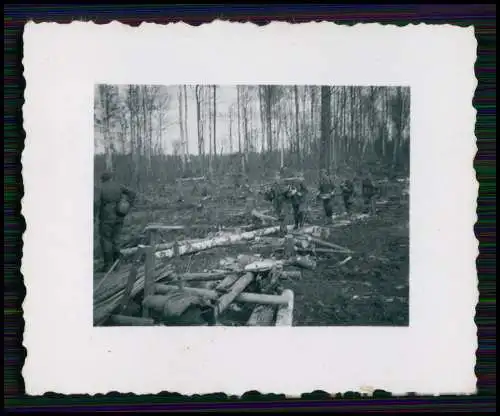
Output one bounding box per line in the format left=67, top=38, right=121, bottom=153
left=100, top=171, right=113, bottom=182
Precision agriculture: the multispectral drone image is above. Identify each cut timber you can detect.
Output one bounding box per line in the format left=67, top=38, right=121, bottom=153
left=295, top=247, right=341, bottom=255
left=108, top=315, right=155, bottom=326
left=337, top=256, right=353, bottom=266
left=215, top=272, right=255, bottom=315
left=169, top=271, right=236, bottom=283
left=94, top=259, right=120, bottom=293
left=93, top=261, right=174, bottom=326
left=154, top=284, right=290, bottom=306
left=293, top=233, right=353, bottom=254
left=176, top=176, right=206, bottom=182
left=281, top=270, right=302, bottom=280
left=122, top=225, right=318, bottom=258
left=142, top=246, right=156, bottom=318
left=144, top=224, right=186, bottom=232
left=143, top=293, right=205, bottom=318
left=275, top=289, right=294, bottom=326
left=247, top=305, right=276, bottom=326
left=155, top=225, right=317, bottom=260
left=118, top=249, right=142, bottom=312
left=216, top=274, right=240, bottom=290
left=251, top=209, right=278, bottom=222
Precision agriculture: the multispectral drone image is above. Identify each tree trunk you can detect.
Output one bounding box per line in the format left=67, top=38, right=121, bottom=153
left=237, top=86, right=245, bottom=172
left=320, top=86, right=332, bottom=172
left=178, top=86, right=185, bottom=170
left=229, top=106, right=234, bottom=154
left=266, top=86, right=273, bottom=153
left=195, top=86, right=204, bottom=174
left=213, top=85, right=217, bottom=171
left=183, top=85, right=189, bottom=164
left=259, top=86, right=266, bottom=153
left=294, top=85, right=300, bottom=167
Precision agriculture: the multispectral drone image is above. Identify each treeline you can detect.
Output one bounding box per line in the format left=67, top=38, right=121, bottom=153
left=94, top=85, right=410, bottom=189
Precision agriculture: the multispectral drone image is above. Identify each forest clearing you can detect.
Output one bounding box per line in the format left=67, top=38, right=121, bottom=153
left=93, top=85, right=410, bottom=327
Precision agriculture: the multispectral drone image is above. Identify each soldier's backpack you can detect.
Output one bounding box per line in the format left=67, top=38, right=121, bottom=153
left=116, top=194, right=131, bottom=217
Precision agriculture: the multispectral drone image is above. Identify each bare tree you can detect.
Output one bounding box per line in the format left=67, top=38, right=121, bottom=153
left=195, top=85, right=204, bottom=174
left=320, top=85, right=332, bottom=172
left=183, top=85, right=189, bottom=163
left=213, top=85, right=217, bottom=168
left=178, top=86, right=185, bottom=169
left=294, top=85, right=300, bottom=166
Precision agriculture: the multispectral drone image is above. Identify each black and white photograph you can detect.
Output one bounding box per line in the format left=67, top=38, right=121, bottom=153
left=93, top=84, right=410, bottom=327
left=23, top=21, right=477, bottom=396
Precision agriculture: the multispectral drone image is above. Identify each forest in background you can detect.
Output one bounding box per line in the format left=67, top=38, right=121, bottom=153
left=94, top=85, right=410, bottom=190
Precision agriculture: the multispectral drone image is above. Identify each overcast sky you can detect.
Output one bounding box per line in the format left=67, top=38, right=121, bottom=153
left=95, top=85, right=264, bottom=155
left=94, top=85, right=406, bottom=155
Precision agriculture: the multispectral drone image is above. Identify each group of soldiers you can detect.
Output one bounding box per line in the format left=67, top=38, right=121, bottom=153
left=95, top=168, right=378, bottom=273
left=263, top=168, right=378, bottom=232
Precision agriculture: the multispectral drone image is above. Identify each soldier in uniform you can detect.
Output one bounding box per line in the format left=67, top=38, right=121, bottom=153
left=361, top=173, right=378, bottom=215
left=263, top=171, right=287, bottom=235
left=318, top=169, right=335, bottom=224
left=95, top=171, right=137, bottom=272
left=340, top=176, right=355, bottom=214
left=286, top=173, right=308, bottom=230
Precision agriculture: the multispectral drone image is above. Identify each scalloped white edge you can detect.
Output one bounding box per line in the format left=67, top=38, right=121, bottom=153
left=21, top=20, right=478, bottom=397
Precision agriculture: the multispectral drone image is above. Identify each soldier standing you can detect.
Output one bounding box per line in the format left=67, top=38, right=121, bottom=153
left=263, top=171, right=287, bottom=235
left=287, top=173, right=308, bottom=230
left=95, top=171, right=137, bottom=272
left=340, top=176, right=355, bottom=214
left=361, top=173, right=378, bottom=215
left=318, top=169, right=335, bottom=224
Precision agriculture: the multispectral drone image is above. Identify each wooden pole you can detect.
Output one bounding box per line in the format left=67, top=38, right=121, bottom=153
left=247, top=305, right=276, bottom=326
left=154, top=284, right=290, bottom=306
left=94, top=259, right=120, bottom=293
left=119, top=248, right=142, bottom=312
left=275, top=289, right=294, bottom=326
left=142, top=245, right=155, bottom=318
left=214, top=272, right=255, bottom=316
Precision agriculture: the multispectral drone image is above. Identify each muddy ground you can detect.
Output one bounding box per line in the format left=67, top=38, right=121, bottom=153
left=94, top=178, right=409, bottom=326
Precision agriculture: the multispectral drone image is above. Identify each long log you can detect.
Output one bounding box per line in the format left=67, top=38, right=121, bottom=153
left=121, top=225, right=318, bottom=258
left=143, top=246, right=156, bottom=318
left=214, top=272, right=255, bottom=316
left=247, top=305, right=276, bottom=326
left=293, top=233, right=353, bottom=254
left=154, top=225, right=315, bottom=260
left=169, top=271, right=236, bottom=282
left=275, top=289, right=294, bottom=326
left=93, top=261, right=174, bottom=326
left=108, top=315, right=155, bottom=326
left=251, top=209, right=278, bottom=222
left=154, top=284, right=290, bottom=306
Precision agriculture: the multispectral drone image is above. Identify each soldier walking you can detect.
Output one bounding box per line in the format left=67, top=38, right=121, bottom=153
left=95, top=171, right=137, bottom=272
left=318, top=169, right=335, bottom=224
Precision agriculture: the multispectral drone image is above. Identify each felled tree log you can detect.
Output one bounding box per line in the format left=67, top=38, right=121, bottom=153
left=154, top=225, right=315, bottom=260
left=251, top=209, right=278, bottom=223
left=154, top=284, right=290, bottom=306
left=121, top=225, right=319, bottom=258
left=293, top=233, right=353, bottom=254
left=214, top=272, right=255, bottom=316
left=168, top=271, right=237, bottom=283
left=275, top=289, right=294, bottom=326
left=93, top=261, right=174, bottom=326
left=247, top=305, right=276, bottom=326
left=108, top=315, right=155, bottom=326
left=143, top=292, right=207, bottom=319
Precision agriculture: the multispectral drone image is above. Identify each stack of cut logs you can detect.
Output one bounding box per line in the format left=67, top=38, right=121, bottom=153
left=94, top=222, right=353, bottom=327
